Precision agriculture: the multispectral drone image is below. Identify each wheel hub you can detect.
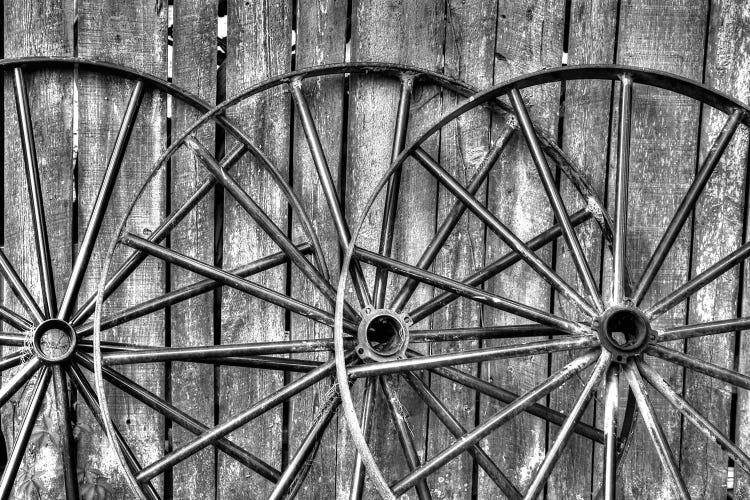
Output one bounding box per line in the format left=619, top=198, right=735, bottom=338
left=596, top=306, right=653, bottom=362
left=32, top=318, right=77, bottom=364
left=356, top=308, right=411, bottom=362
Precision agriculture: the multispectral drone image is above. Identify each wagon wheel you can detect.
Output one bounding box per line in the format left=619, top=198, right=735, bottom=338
left=333, top=64, right=750, bottom=499
left=88, top=62, right=628, bottom=498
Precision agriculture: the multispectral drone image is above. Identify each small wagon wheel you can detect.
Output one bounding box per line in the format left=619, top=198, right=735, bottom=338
left=89, top=62, right=626, bottom=498
left=334, top=65, right=750, bottom=499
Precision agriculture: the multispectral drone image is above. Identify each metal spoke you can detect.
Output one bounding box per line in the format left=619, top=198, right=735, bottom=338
left=373, top=76, right=414, bottom=308
left=612, top=76, right=633, bottom=305
left=52, top=366, right=78, bottom=499
left=289, top=78, right=372, bottom=307
left=135, top=355, right=344, bottom=483
left=410, top=325, right=568, bottom=343
left=409, top=208, right=592, bottom=323
left=13, top=68, right=57, bottom=317
left=0, top=352, right=25, bottom=371
left=348, top=336, right=598, bottom=379
left=390, top=349, right=599, bottom=494
left=411, top=147, right=597, bottom=318
left=0, top=249, right=44, bottom=324
left=184, top=138, right=356, bottom=318
left=349, top=377, right=377, bottom=500
left=354, top=246, right=586, bottom=333
left=657, top=316, right=750, bottom=343
left=624, top=362, right=690, bottom=499
left=603, top=365, right=619, bottom=500
left=381, top=376, right=431, bottom=500
left=637, top=359, right=750, bottom=472
left=0, top=332, right=27, bottom=348
left=0, top=306, right=33, bottom=332
left=632, top=108, right=743, bottom=304
left=0, top=358, right=41, bottom=408
left=648, top=344, right=750, bottom=390
left=76, top=353, right=282, bottom=482
left=403, top=372, right=522, bottom=500
left=390, top=122, right=516, bottom=312
left=267, top=388, right=341, bottom=500
left=120, top=233, right=357, bottom=333
left=0, top=365, right=50, bottom=500
left=645, top=240, right=750, bottom=318
left=69, top=142, right=249, bottom=326
left=59, top=81, right=144, bottom=320
left=76, top=242, right=312, bottom=334
left=510, top=88, right=604, bottom=313
left=523, top=351, right=611, bottom=500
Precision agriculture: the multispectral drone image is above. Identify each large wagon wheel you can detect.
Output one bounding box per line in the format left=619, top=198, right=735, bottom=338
left=333, top=65, right=750, bottom=499
left=89, top=62, right=626, bottom=498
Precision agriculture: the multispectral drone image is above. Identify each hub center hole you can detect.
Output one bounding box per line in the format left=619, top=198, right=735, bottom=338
left=33, top=319, right=76, bottom=363
left=366, top=315, right=405, bottom=356
left=604, top=309, right=648, bottom=348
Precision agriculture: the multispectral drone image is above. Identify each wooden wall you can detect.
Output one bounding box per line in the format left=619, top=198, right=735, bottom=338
left=1, top=0, right=749, bottom=498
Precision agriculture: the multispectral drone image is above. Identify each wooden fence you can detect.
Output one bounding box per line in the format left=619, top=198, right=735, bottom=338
left=1, top=0, right=749, bottom=498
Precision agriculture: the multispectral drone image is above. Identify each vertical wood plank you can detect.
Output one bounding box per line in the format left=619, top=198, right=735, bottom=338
left=76, top=1, right=168, bottom=496
left=613, top=1, right=707, bottom=497
left=342, top=1, right=445, bottom=497
left=549, top=0, right=618, bottom=497
left=289, top=1, right=347, bottom=498
left=3, top=1, right=73, bottom=498
left=170, top=1, right=218, bottom=497
left=479, top=0, right=564, bottom=495
left=219, top=2, right=291, bottom=498
left=426, top=1, right=496, bottom=497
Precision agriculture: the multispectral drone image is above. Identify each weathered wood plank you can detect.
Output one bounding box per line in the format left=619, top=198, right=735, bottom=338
left=614, top=1, right=707, bottom=497
left=76, top=0, right=168, bottom=496
left=289, top=1, right=347, bottom=498
left=170, top=1, right=218, bottom=497
left=2, top=1, right=73, bottom=498
left=219, top=2, right=291, bottom=498
left=425, top=1, right=496, bottom=498
left=549, top=0, right=618, bottom=497
left=479, top=0, right=565, bottom=496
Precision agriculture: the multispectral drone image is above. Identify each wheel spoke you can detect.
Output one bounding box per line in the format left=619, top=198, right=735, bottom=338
left=354, top=246, right=586, bottom=333
left=523, top=351, right=610, bottom=500
left=0, top=358, right=41, bottom=408
left=624, top=362, right=690, bottom=499
left=67, top=363, right=161, bottom=500
left=135, top=355, right=344, bottom=483
left=612, top=76, right=633, bottom=305
left=349, top=377, right=378, bottom=500
left=390, top=121, right=516, bottom=312
left=0, top=248, right=44, bottom=324
left=510, top=88, right=604, bottom=313
left=119, top=233, right=357, bottom=333
left=603, top=365, right=619, bottom=500
left=0, top=306, right=32, bottom=332
left=656, top=316, right=750, bottom=342
left=289, top=78, right=373, bottom=308
left=0, top=332, right=28, bottom=348
left=381, top=376, right=431, bottom=500
left=348, top=337, right=598, bottom=379
left=410, top=325, right=568, bottom=343
left=409, top=208, right=592, bottom=323
left=645, top=240, right=750, bottom=318
left=411, top=147, right=597, bottom=318
left=52, top=366, right=79, bottom=499
left=69, top=142, right=248, bottom=327
left=0, top=352, right=25, bottom=371
left=390, top=349, right=599, bottom=494
left=75, top=353, right=282, bottom=482
left=403, top=372, right=522, bottom=500
left=632, top=109, right=743, bottom=305
left=13, top=68, right=57, bottom=317
left=76, top=242, right=312, bottom=334
left=267, top=387, right=341, bottom=500
left=637, top=359, right=750, bottom=472
left=647, top=344, right=750, bottom=390
left=0, top=365, right=50, bottom=500
left=373, top=76, right=414, bottom=308
left=184, top=138, right=356, bottom=318
left=59, top=81, right=144, bottom=320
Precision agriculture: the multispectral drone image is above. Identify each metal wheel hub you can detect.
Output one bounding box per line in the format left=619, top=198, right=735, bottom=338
left=32, top=318, right=77, bottom=364
left=356, top=307, right=411, bottom=362
left=596, top=306, right=654, bottom=361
